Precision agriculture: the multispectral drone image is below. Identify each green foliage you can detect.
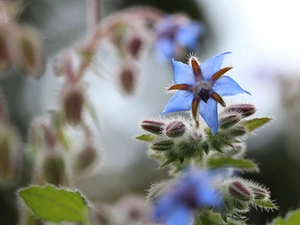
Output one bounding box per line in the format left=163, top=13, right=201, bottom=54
left=268, top=209, right=300, bottom=225
left=253, top=199, right=277, bottom=210
left=242, top=117, right=271, bottom=132
left=135, top=133, right=156, bottom=142
left=18, top=185, right=91, bottom=225
left=206, top=153, right=259, bottom=172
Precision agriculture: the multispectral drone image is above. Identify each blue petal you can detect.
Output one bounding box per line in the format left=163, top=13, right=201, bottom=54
left=199, top=98, right=219, bottom=135
left=213, top=76, right=251, bottom=96
left=200, top=52, right=231, bottom=81
left=172, top=60, right=196, bottom=85
left=166, top=206, right=192, bottom=225
left=162, top=91, right=193, bottom=114
left=176, top=22, right=205, bottom=48
left=156, top=38, right=175, bottom=59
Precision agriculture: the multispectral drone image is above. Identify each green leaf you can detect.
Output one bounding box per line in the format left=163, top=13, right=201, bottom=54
left=243, top=117, right=271, bottom=133
left=253, top=199, right=277, bottom=209
left=206, top=154, right=259, bottom=172
left=268, top=209, right=300, bottom=225
left=18, top=185, right=90, bottom=224
left=135, top=134, right=156, bottom=142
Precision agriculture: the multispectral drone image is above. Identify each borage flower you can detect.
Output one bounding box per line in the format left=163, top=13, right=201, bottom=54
left=155, top=15, right=204, bottom=60
left=152, top=169, right=222, bottom=225
left=162, top=52, right=250, bottom=135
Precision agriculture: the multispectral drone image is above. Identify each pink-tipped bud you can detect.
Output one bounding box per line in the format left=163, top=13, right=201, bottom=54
left=150, top=139, right=173, bottom=151
left=220, top=113, right=241, bottom=129
left=15, top=26, right=45, bottom=79
left=127, top=35, right=142, bottom=58
left=166, top=120, right=186, bottom=138
left=61, top=84, right=84, bottom=125
left=119, top=66, right=136, bottom=95
left=0, top=122, right=20, bottom=184
left=229, top=181, right=253, bottom=201
left=141, top=120, right=165, bottom=135
left=224, top=104, right=256, bottom=118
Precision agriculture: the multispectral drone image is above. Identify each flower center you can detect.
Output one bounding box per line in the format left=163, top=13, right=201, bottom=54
left=194, top=82, right=212, bottom=103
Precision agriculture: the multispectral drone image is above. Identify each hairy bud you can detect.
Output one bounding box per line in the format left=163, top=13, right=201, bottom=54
left=166, top=120, right=186, bottom=138
left=39, top=150, right=70, bottom=186
left=141, top=120, right=165, bottom=135
left=229, top=181, right=253, bottom=202
left=220, top=113, right=241, bottom=129
left=15, top=26, right=45, bottom=79
left=119, top=66, right=136, bottom=95
left=75, top=142, right=98, bottom=171
left=150, top=139, right=173, bottom=151
left=0, top=122, right=20, bottom=184
left=249, top=185, right=269, bottom=200
left=0, top=27, right=12, bottom=71
left=224, top=104, right=256, bottom=118
left=127, top=35, right=142, bottom=58
left=229, top=126, right=247, bottom=137
left=61, top=83, right=84, bottom=125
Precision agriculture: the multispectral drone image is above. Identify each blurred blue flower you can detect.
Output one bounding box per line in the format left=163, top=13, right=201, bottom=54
left=155, top=15, right=205, bottom=60
left=152, top=169, right=222, bottom=225
left=162, top=52, right=250, bottom=135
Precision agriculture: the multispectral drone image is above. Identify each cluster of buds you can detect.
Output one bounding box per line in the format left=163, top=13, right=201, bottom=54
left=137, top=104, right=259, bottom=170
left=0, top=23, right=44, bottom=78
left=207, top=104, right=257, bottom=153
left=138, top=117, right=209, bottom=169
left=216, top=177, right=274, bottom=218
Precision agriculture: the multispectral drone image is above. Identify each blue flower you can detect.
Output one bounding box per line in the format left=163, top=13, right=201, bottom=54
left=162, top=52, right=250, bottom=135
left=155, top=15, right=205, bottom=60
left=152, top=169, right=222, bottom=225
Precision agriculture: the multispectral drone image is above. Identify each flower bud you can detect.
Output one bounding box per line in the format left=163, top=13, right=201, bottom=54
left=0, top=122, right=20, bottom=184
left=0, top=27, right=12, bottom=71
left=61, top=83, right=84, bottom=125
left=39, top=150, right=70, bottom=186
left=229, top=181, right=253, bottom=202
left=166, top=120, right=186, bottom=138
left=119, top=66, right=136, bottom=95
left=232, top=200, right=248, bottom=211
left=15, top=25, right=45, bottom=79
left=229, top=126, right=247, bottom=137
left=141, top=120, right=165, bottom=135
left=220, top=114, right=241, bottom=129
left=75, top=142, right=98, bottom=171
left=127, top=35, right=142, bottom=58
left=150, top=139, right=173, bottom=151
left=224, top=104, right=256, bottom=118
left=249, top=185, right=269, bottom=200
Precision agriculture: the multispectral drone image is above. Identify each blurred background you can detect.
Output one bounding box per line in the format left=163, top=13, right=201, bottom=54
left=1, top=0, right=300, bottom=224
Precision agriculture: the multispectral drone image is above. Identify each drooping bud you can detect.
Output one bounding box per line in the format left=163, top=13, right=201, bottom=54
left=37, top=150, right=70, bottom=186
left=141, top=120, right=165, bottom=135
left=220, top=113, right=241, bottom=129
left=75, top=142, right=98, bottom=172
left=0, top=122, right=20, bottom=184
left=166, top=120, right=186, bottom=138
left=14, top=25, right=45, bottom=79
left=127, top=34, right=142, bottom=58
left=61, top=83, right=84, bottom=125
left=119, top=66, right=136, bottom=95
left=150, top=139, right=173, bottom=151
left=0, top=26, right=12, bottom=71
left=229, top=181, right=253, bottom=202
left=224, top=104, right=256, bottom=118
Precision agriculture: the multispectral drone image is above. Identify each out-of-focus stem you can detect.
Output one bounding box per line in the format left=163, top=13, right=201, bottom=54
left=86, top=0, right=101, bottom=33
